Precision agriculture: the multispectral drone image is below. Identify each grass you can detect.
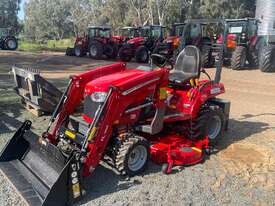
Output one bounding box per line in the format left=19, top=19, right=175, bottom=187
left=18, top=39, right=74, bottom=52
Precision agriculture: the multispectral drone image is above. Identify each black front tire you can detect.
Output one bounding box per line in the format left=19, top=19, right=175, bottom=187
left=4, top=37, right=18, bottom=50
left=247, top=51, right=258, bottom=67
left=104, top=44, right=118, bottom=59
left=65, top=47, right=75, bottom=56
left=231, top=46, right=247, bottom=70
left=259, top=45, right=275, bottom=73
left=201, top=45, right=214, bottom=68
left=118, top=47, right=132, bottom=62
left=114, top=134, right=149, bottom=176
left=89, top=42, right=103, bottom=59
left=135, top=46, right=149, bottom=63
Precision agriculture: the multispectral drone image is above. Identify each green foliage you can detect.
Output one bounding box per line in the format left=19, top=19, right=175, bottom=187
left=22, top=0, right=256, bottom=41
left=18, top=39, right=74, bottom=52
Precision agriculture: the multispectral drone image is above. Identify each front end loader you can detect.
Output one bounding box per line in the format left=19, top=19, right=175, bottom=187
left=0, top=44, right=230, bottom=205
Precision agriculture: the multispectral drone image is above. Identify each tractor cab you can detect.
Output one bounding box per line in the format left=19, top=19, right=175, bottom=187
left=225, top=18, right=258, bottom=49
left=120, top=27, right=139, bottom=39
left=88, top=26, right=112, bottom=42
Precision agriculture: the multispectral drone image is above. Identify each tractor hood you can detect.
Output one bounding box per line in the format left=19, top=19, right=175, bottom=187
left=84, top=69, right=152, bottom=95
left=127, top=37, right=145, bottom=44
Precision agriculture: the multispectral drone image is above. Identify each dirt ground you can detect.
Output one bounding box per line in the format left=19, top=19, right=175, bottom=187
left=0, top=50, right=275, bottom=206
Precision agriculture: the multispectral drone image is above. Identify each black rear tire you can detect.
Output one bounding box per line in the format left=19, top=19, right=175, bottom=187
left=114, top=134, right=149, bottom=176
left=201, top=45, right=214, bottom=68
left=231, top=46, right=247, bottom=70
left=65, top=47, right=75, bottom=56
left=188, top=105, right=225, bottom=146
left=104, top=44, right=118, bottom=59
left=135, top=46, right=149, bottom=63
left=4, top=37, right=18, bottom=50
left=247, top=51, right=258, bottom=67
left=89, top=42, right=103, bottom=59
left=118, top=47, right=132, bottom=62
left=259, top=45, right=275, bottom=73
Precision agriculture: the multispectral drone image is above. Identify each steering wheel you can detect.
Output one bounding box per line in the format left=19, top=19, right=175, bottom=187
left=151, top=54, right=174, bottom=70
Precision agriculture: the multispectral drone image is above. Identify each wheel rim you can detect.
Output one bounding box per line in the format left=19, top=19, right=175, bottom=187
left=208, top=115, right=222, bottom=140
left=75, top=48, right=81, bottom=56
left=141, top=50, right=148, bottom=62
left=7, top=40, right=16, bottom=49
left=90, top=46, right=97, bottom=56
left=128, top=145, right=147, bottom=172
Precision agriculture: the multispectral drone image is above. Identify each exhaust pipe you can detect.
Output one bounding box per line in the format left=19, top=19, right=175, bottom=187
left=0, top=121, right=84, bottom=206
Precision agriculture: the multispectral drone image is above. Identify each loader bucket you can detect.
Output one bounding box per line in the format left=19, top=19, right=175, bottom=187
left=12, top=66, right=62, bottom=115
left=0, top=121, right=84, bottom=206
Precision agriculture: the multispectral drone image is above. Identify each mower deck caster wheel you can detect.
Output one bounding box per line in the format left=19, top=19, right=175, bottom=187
left=161, top=163, right=169, bottom=174
left=204, top=148, right=211, bottom=156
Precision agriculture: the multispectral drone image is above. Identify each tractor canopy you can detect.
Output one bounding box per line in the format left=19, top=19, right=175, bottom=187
left=87, top=26, right=112, bottom=38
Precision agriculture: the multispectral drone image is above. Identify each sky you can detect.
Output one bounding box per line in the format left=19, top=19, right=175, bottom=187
left=18, top=0, right=25, bottom=20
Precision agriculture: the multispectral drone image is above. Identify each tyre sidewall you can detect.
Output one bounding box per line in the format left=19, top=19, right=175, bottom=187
left=5, top=37, right=18, bottom=50
left=124, top=139, right=149, bottom=176
left=135, top=46, right=149, bottom=63
left=89, top=42, right=103, bottom=59
left=204, top=107, right=225, bottom=145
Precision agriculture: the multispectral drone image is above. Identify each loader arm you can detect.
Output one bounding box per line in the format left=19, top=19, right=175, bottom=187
left=46, top=63, right=126, bottom=142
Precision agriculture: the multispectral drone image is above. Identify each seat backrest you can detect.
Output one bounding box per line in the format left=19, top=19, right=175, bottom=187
left=174, top=45, right=201, bottom=78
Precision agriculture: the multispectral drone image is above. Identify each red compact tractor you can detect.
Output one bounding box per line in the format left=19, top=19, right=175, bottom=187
left=66, top=26, right=121, bottom=59
left=0, top=46, right=230, bottom=205
left=118, top=25, right=165, bottom=63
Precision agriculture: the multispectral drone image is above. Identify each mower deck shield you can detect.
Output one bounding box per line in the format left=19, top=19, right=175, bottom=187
left=0, top=121, right=83, bottom=206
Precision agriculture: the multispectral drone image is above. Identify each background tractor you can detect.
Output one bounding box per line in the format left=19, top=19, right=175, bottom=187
left=223, top=18, right=259, bottom=70
left=154, top=19, right=226, bottom=68
left=0, top=27, right=18, bottom=50
left=66, top=26, right=121, bottom=59
left=118, top=25, right=166, bottom=63
left=113, top=26, right=140, bottom=42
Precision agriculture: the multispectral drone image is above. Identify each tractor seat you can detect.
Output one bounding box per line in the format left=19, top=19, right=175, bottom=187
left=169, top=46, right=201, bottom=85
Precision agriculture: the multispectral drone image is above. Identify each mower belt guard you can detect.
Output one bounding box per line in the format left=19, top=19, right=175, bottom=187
left=0, top=121, right=83, bottom=206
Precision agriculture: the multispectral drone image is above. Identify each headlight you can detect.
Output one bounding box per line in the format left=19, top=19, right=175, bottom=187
left=91, top=92, right=107, bottom=102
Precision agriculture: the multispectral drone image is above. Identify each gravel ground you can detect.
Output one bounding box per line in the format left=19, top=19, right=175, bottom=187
left=0, top=51, right=275, bottom=206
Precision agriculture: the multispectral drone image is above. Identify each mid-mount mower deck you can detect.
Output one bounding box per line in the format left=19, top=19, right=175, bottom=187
left=0, top=45, right=230, bottom=205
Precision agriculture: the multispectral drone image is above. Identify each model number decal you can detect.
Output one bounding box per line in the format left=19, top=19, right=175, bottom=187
left=210, top=88, right=221, bottom=94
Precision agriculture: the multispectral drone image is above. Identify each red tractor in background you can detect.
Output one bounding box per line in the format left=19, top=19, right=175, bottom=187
left=112, top=26, right=140, bottom=42
left=222, top=18, right=259, bottom=70
left=154, top=19, right=226, bottom=68
left=152, top=23, right=184, bottom=59
left=118, top=25, right=166, bottom=63
left=66, top=26, right=122, bottom=59
left=0, top=45, right=230, bottom=206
